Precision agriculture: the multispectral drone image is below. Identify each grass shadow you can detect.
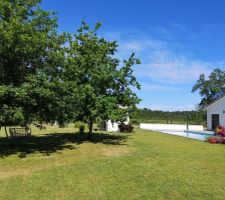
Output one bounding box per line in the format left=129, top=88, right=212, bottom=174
left=0, top=132, right=130, bottom=158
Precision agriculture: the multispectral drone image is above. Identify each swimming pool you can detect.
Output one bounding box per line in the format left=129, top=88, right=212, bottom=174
left=158, top=130, right=214, bottom=141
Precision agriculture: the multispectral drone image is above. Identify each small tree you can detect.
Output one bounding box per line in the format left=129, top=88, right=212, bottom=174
left=65, top=22, right=141, bottom=136
left=192, top=69, right=225, bottom=109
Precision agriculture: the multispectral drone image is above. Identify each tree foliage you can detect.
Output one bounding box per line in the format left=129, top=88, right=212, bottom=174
left=130, top=108, right=206, bottom=125
left=0, top=0, right=68, bottom=128
left=0, top=1, right=141, bottom=136
left=192, top=69, right=225, bottom=109
left=0, top=0, right=63, bottom=86
left=65, top=22, right=141, bottom=134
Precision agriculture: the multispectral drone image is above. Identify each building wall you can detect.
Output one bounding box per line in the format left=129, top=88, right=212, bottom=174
left=207, top=97, right=225, bottom=130
left=106, top=120, right=119, bottom=132
left=104, top=117, right=130, bottom=132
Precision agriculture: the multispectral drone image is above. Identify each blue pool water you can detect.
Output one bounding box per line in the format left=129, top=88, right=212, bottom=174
left=159, top=130, right=214, bottom=141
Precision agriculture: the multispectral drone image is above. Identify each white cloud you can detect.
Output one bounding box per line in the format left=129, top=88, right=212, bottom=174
left=103, top=28, right=224, bottom=111
left=104, top=31, right=217, bottom=84
left=141, top=83, right=181, bottom=92
left=105, top=28, right=225, bottom=91
left=118, top=38, right=167, bottom=53
left=138, top=53, right=212, bottom=84
left=120, top=41, right=142, bottom=51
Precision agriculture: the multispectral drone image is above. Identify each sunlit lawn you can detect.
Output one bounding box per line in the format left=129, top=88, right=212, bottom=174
left=0, top=125, right=225, bottom=199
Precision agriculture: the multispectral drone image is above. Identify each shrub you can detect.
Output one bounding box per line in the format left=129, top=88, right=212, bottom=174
left=79, top=125, right=85, bottom=134
left=215, top=126, right=225, bottom=137
left=75, top=121, right=86, bottom=133
left=206, top=126, right=225, bottom=144
left=206, top=137, right=217, bottom=144
left=130, top=119, right=140, bottom=125
left=75, top=121, right=84, bottom=128
left=206, top=136, right=225, bottom=144
left=118, top=123, right=134, bottom=133
left=215, top=136, right=223, bottom=144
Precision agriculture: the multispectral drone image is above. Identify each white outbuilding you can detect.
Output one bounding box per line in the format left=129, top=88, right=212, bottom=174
left=99, top=105, right=130, bottom=132
left=100, top=117, right=130, bottom=132
left=205, top=95, right=225, bottom=130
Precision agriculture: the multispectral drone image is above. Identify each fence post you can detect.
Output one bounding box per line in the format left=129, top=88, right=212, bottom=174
left=187, top=114, right=190, bottom=130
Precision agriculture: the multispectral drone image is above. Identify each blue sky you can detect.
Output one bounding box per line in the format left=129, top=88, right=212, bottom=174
left=41, top=0, right=225, bottom=111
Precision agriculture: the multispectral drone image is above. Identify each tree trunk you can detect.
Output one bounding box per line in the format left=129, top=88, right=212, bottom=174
left=5, top=126, right=9, bottom=139
left=88, top=120, right=93, bottom=138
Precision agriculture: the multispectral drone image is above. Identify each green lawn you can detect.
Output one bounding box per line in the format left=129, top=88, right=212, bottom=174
left=0, top=126, right=225, bottom=199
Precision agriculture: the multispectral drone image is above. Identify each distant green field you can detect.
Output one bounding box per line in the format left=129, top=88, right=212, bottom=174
left=0, top=126, right=224, bottom=199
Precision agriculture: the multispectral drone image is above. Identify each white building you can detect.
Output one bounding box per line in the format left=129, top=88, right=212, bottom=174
left=100, top=117, right=130, bottom=132
left=205, top=95, right=225, bottom=130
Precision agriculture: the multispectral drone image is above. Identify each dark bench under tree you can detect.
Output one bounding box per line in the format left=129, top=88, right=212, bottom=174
left=9, top=127, right=32, bottom=137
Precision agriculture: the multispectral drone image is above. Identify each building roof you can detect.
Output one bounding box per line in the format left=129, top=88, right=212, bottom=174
left=204, top=94, right=225, bottom=110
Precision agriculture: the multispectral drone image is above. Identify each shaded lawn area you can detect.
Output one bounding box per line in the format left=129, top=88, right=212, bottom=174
left=0, top=126, right=225, bottom=199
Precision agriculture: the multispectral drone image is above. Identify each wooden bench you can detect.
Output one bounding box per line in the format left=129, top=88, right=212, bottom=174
left=9, top=127, right=31, bottom=137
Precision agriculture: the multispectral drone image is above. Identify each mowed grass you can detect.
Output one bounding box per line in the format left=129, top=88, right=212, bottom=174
left=0, top=125, right=225, bottom=199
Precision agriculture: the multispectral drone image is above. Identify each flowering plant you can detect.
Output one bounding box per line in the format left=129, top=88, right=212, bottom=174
left=206, top=137, right=217, bottom=144
left=215, top=126, right=225, bottom=137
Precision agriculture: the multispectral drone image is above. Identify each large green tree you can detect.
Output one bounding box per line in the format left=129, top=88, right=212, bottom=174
left=192, top=68, right=225, bottom=109
left=0, top=0, right=141, bottom=138
left=65, top=22, right=141, bottom=135
left=0, top=0, right=67, bottom=131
